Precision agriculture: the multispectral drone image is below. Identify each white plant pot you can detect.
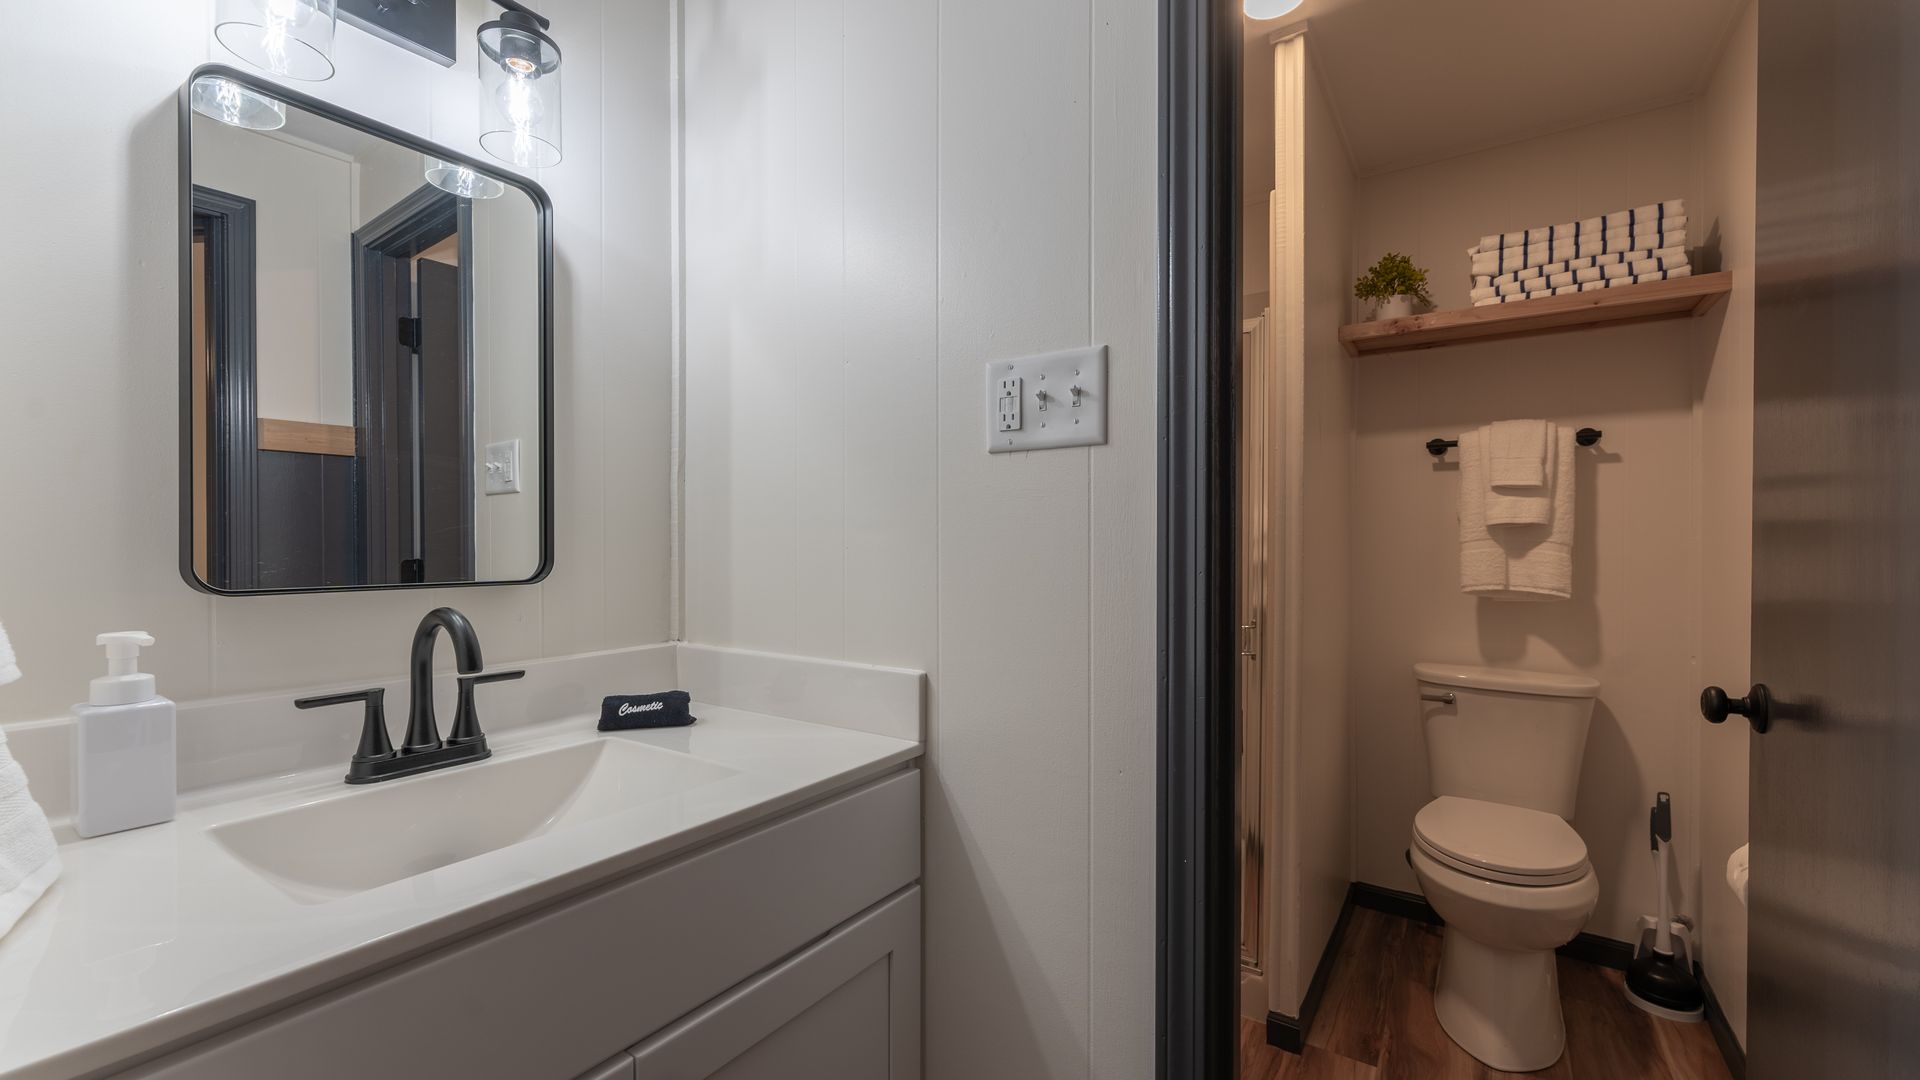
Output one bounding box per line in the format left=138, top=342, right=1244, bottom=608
left=1377, top=294, right=1416, bottom=320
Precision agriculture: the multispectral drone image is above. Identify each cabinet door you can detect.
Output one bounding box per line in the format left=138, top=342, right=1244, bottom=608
left=629, top=887, right=919, bottom=1080
left=575, top=1055, right=635, bottom=1080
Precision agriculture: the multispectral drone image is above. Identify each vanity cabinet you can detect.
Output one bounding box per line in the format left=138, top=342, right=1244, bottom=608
left=626, top=886, right=919, bottom=1079
left=117, top=770, right=920, bottom=1080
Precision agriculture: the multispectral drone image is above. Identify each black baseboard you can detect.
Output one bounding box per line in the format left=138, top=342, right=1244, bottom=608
left=1348, top=882, right=1440, bottom=926
left=1702, top=972, right=1746, bottom=1080
left=1264, top=883, right=1362, bottom=1053
left=1348, top=881, right=1633, bottom=970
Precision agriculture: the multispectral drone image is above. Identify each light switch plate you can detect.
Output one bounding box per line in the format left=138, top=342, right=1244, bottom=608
left=484, top=439, right=521, bottom=495
left=985, top=346, right=1108, bottom=453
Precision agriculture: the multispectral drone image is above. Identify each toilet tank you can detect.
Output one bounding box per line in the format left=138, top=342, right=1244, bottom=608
left=1415, top=663, right=1599, bottom=819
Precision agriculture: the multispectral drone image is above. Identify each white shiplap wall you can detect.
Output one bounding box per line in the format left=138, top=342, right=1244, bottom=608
left=681, top=0, right=1158, bottom=1075
left=0, top=0, right=674, bottom=725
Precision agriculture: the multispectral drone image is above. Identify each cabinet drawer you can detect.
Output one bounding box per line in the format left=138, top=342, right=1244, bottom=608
left=119, top=770, right=920, bottom=1080
left=628, top=887, right=919, bottom=1080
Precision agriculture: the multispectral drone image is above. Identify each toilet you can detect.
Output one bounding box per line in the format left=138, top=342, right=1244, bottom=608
left=1408, top=662, right=1601, bottom=1073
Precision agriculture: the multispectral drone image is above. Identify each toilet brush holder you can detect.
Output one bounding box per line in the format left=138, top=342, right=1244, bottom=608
left=1625, top=792, right=1705, bottom=1021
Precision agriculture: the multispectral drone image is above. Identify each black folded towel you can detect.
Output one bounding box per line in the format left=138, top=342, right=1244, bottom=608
left=599, top=690, right=697, bottom=731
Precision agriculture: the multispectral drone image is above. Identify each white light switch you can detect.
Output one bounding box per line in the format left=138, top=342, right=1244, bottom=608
left=484, top=439, right=521, bottom=495
left=985, top=346, right=1108, bottom=453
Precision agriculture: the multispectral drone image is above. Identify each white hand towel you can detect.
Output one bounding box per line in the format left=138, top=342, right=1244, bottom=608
left=1487, top=423, right=1556, bottom=526
left=1727, top=843, right=1750, bottom=907
left=1489, top=419, right=1550, bottom=491
left=1457, top=430, right=1509, bottom=594
left=0, top=620, right=61, bottom=940
left=1461, top=425, right=1576, bottom=601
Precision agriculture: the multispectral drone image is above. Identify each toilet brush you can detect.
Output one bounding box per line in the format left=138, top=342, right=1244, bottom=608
left=1625, top=792, right=1705, bottom=1021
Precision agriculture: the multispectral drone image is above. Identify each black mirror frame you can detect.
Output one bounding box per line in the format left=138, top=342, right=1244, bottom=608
left=176, top=63, right=555, bottom=597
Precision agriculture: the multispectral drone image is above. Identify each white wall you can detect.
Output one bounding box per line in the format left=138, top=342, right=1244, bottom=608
left=0, top=0, right=673, bottom=725
left=1288, top=40, right=1356, bottom=1012
left=680, top=0, right=1158, bottom=1075
left=1347, top=103, right=1711, bottom=944
left=1691, top=0, right=1757, bottom=1047
left=1261, top=32, right=1356, bottom=1017
left=470, top=190, right=545, bottom=582
left=191, top=114, right=357, bottom=427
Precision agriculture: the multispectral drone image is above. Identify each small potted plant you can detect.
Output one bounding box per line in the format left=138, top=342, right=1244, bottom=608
left=1354, top=252, right=1433, bottom=320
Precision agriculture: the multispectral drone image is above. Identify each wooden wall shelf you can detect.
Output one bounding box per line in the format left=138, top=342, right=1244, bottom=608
left=1339, top=271, right=1734, bottom=357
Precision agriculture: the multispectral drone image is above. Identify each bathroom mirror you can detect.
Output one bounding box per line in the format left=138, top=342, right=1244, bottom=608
left=178, top=65, right=552, bottom=595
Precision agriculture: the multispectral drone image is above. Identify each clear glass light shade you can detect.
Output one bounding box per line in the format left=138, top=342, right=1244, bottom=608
left=189, top=74, right=288, bottom=130
left=424, top=157, right=507, bottom=200
left=477, top=15, right=563, bottom=169
left=1244, top=0, right=1305, bottom=18
left=215, top=0, right=339, bottom=81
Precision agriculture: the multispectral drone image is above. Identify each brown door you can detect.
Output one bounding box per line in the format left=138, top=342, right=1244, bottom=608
left=1749, top=2, right=1920, bottom=1075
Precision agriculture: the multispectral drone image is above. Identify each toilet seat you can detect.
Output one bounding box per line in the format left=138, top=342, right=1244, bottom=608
left=1413, top=796, right=1590, bottom=887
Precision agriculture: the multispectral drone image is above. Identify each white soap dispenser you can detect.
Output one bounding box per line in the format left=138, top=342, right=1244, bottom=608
left=72, top=631, right=177, bottom=838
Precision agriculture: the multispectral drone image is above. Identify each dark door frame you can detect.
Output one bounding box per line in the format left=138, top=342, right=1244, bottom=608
left=1157, top=0, right=1241, bottom=1077
left=191, top=184, right=260, bottom=592
left=351, top=184, right=476, bottom=585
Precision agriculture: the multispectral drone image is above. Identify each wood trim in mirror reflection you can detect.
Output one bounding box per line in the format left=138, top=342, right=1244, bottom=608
left=258, top=419, right=357, bottom=457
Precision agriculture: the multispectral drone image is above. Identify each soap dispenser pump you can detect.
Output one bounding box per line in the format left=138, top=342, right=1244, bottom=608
left=72, top=631, right=177, bottom=838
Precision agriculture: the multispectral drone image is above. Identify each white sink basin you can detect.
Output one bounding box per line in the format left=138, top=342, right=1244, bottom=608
left=209, top=738, right=739, bottom=903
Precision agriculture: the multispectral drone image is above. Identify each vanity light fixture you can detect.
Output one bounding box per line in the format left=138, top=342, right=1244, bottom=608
left=424, top=157, right=507, bottom=200
left=477, top=1, right=563, bottom=169
left=188, top=74, right=288, bottom=131
left=214, top=0, right=339, bottom=82
left=1243, top=0, right=1305, bottom=18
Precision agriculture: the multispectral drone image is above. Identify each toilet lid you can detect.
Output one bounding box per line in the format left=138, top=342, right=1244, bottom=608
left=1413, top=796, right=1590, bottom=886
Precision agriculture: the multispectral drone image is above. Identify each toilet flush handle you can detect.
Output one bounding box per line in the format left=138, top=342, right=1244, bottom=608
left=1420, top=690, right=1456, bottom=705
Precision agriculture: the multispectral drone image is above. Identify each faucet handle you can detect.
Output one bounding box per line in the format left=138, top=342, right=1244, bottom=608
left=295, top=688, right=395, bottom=766
left=450, top=670, right=523, bottom=746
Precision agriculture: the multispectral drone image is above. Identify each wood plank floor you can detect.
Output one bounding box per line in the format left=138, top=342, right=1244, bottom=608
left=1240, top=908, right=1733, bottom=1080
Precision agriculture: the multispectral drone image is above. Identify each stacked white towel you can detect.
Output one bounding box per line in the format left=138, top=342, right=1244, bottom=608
left=1472, top=264, right=1692, bottom=307
left=0, top=618, right=60, bottom=939
left=1459, top=423, right=1576, bottom=601
left=1466, top=200, right=1688, bottom=300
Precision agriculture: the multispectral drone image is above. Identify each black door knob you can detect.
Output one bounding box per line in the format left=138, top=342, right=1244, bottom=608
left=1701, top=684, right=1771, bottom=734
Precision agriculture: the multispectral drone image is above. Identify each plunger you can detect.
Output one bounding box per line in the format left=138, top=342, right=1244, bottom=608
left=1625, top=792, right=1705, bottom=1021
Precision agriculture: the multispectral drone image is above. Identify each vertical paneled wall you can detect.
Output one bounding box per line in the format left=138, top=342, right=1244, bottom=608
left=1691, top=0, right=1758, bottom=1048
left=0, top=0, right=674, bottom=725
left=680, top=0, right=1159, bottom=1075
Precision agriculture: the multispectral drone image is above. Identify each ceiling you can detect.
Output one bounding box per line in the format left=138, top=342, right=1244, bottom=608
left=1245, top=0, right=1747, bottom=178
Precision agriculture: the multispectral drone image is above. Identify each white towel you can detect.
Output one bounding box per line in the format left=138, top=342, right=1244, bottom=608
left=1471, top=231, right=1685, bottom=275
left=1489, top=419, right=1550, bottom=491
left=1457, top=430, right=1506, bottom=593
left=1488, top=422, right=1556, bottom=526
left=1472, top=201, right=1686, bottom=252
left=0, top=620, right=60, bottom=940
left=1460, top=425, right=1576, bottom=600
left=1727, top=843, right=1750, bottom=907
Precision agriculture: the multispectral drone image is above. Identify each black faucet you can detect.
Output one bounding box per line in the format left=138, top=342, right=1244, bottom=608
left=296, top=607, right=523, bottom=784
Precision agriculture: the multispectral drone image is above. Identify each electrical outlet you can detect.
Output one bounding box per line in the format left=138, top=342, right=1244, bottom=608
left=985, top=346, right=1108, bottom=453
left=997, top=376, right=1023, bottom=432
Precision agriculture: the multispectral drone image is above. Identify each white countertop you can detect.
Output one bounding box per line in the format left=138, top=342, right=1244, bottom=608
left=0, top=707, right=921, bottom=1080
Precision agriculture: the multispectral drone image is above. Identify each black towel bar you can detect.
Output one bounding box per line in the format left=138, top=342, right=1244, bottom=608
left=1426, top=427, right=1602, bottom=457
